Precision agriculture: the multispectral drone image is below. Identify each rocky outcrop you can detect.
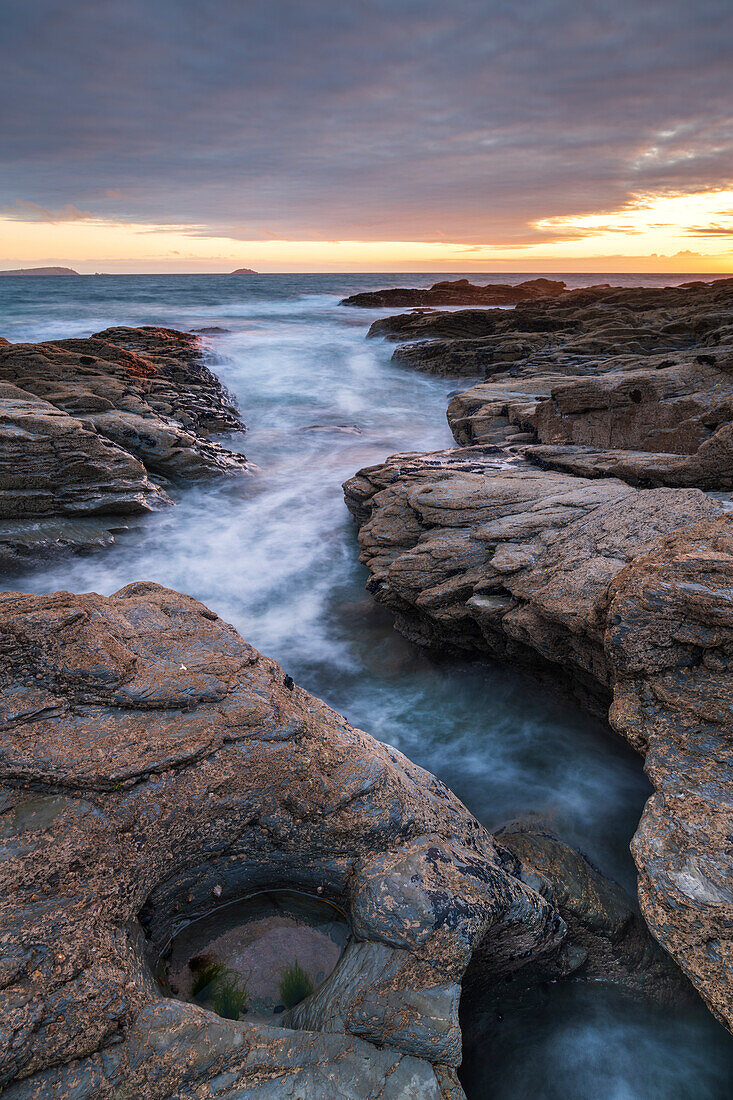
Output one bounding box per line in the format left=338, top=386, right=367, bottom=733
left=369, top=278, right=733, bottom=377
left=343, top=449, right=720, bottom=699
left=341, top=278, right=567, bottom=308
left=361, top=281, right=733, bottom=493
left=479, top=819, right=688, bottom=1006
left=0, top=327, right=252, bottom=567
left=343, top=445, right=733, bottom=1028
left=0, top=583, right=683, bottom=1097
left=0, top=383, right=165, bottom=516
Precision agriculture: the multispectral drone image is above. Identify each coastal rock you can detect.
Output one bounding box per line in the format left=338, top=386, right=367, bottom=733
left=0, top=582, right=559, bottom=1097
left=369, top=308, right=515, bottom=345
left=0, top=384, right=164, bottom=518
left=398, top=283, right=733, bottom=491
left=343, top=449, right=719, bottom=700
left=0, top=328, right=251, bottom=567
left=477, top=819, right=687, bottom=1005
left=343, top=448, right=733, bottom=1025
left=88, top=326, right=244, bottom=435
left=605, top=519, right=733, bottom=1031
left=341, top=278, right=567, bottom=309
left=445, top=351, right=733, bottom=490
left=521, top=433, right=733, bottom=491
left=369, top=278, right=733, bottom=378
left=0, top=583, right=683, bottom=1095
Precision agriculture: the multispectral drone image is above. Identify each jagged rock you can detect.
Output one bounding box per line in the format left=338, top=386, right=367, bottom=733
left=495, top=820, right=686, bottom=1003
left=341, top=278, right=567, bottom=309
left=395, top=283, right=733, bottom=491
left=368, top=309, right=510, bottom=344
left=445, top=353, right=733, bottom=490
left=369, top=279, right=733, bottom=382
left=343, top=451, right=719, bottom=687
left=0, top=328, right=252, bottom=567
left=343, top=448, right=733, bottom=1027
left=521, top=433, right=733, bottom=491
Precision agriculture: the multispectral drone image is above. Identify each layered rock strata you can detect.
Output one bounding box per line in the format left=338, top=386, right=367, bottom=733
left=344, top=442, right=733, bottom=1029
left=371, top=280, right=733, bottom=492
left=0, top=583, right=681, bottom=1097
left=0, top=327, right=251, bottom=567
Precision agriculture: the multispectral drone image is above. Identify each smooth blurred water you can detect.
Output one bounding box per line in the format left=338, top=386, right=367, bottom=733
left=1, top=272, right=731, bottom=1097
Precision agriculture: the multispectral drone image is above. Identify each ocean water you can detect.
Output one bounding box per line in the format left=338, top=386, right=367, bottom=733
left=2, top=272, right=732, bottom=1097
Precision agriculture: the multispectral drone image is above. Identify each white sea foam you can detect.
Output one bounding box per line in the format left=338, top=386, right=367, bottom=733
left=2, top=273, right=731, bottom=1095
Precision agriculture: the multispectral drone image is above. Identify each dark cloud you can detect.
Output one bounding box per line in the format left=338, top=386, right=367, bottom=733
left=1, top=0, right=732, bottom=241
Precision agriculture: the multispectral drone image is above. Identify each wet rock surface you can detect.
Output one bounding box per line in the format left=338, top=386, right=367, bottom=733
left=0, top=327, right=252, bottom=568
left=341, top=277, right=567, bottom=308
left=344, top=281, right=733, bottom=1030
left=0, top=582, right=682, bottom=1097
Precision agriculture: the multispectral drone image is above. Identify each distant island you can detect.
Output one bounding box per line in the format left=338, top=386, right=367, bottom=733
left=0, top=266, right=80, bottom=277
left=230, top=267, right=258, bottom=275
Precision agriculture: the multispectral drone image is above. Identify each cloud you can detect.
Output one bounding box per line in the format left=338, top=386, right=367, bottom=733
left=0, top=0, right=731, bottom=248
left=2, top=201, right=95, bottom=223
left=685, top=225, right=733, bottom=236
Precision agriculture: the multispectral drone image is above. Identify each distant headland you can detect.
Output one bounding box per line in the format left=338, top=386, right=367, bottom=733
left=0, top=266, right=80, bottom=277
left=230, top=267, right=258, bottom=275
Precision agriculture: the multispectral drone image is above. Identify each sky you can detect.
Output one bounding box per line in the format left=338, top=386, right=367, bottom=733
left=1, top=0, right=732, bottom=273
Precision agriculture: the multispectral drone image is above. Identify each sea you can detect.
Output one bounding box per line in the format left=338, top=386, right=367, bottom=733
left=2, top=272, right=732, bottom=1097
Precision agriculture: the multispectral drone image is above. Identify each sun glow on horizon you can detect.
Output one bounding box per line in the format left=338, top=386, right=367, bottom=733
left=0, top=187, right=731, bottom=274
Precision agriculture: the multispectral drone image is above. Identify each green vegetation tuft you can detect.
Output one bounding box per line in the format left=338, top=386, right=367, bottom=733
left=188, top=952, right=249, bottom=1018
left=211, top=971, right=250, bottom=1020
left=278, top=959, right=313, bottom=1009
left=188, top=953, right=226, bottom=997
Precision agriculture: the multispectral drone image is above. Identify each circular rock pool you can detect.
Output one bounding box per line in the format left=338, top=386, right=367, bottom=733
left=157, top=890, right=351, bottom=1022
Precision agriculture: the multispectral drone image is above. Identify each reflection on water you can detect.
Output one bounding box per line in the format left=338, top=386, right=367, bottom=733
left=2, top=274, right=731, bottom=1097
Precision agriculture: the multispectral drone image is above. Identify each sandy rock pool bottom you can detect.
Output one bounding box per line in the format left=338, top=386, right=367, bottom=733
left=160, top=891, right=351, bottom=1022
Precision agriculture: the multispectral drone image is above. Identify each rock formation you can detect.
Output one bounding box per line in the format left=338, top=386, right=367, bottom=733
left=0, top=327, right=252, bottom=568
left=344, top=449, right=721, bottom=703
left=344, top=277, right=733, bottom=1032
left=0, top=583, right=682, bottom=1097
left=341, top=277, right=567, bottom=308
left=368, top=280, right=733, bottom=493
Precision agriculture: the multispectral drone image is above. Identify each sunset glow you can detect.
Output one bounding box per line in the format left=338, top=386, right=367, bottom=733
left=1, top=185, right=731, bottom=273
left=2, top=2, right=732, bottom=274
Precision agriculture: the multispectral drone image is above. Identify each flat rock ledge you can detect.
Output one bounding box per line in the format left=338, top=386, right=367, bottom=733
left=344, top=449, right=733, bottom=1030
left=0, top=583, right=681, bottom=1098
left=0, top=326, right=253, bottom=568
